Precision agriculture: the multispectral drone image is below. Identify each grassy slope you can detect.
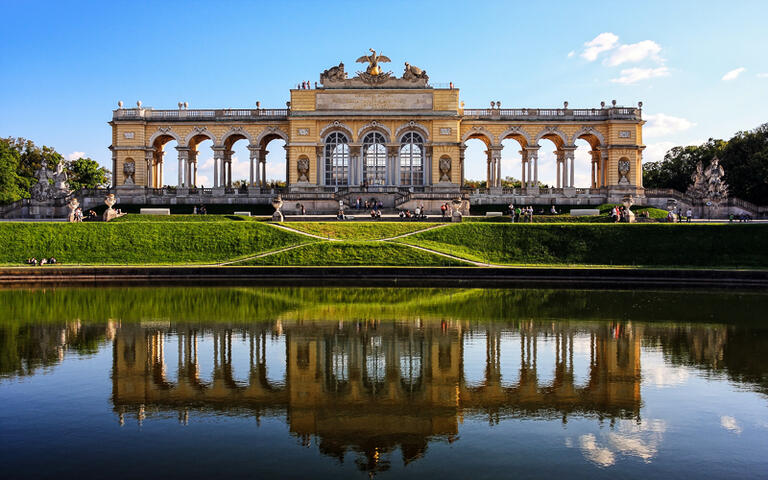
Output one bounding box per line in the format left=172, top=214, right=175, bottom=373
left=237, top=241, right=470, bottom=266
left=111, top=214, right=269, bottom=222
left=397, top=223, right=768, bottom=267
left=1, top=222, right=313, bottom=265
left=285, top=222, right=441, bottom=240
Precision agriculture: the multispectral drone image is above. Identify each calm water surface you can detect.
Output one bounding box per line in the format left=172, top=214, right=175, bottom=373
left=1, top=287, right=767, bottom=479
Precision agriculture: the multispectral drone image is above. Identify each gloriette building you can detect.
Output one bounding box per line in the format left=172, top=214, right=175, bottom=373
left=109, top=50, right=645, bottom=213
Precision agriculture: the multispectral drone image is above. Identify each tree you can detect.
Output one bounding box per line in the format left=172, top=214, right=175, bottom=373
left=66, top=156, right=111, bottom=191
left=0, top=140, right=28, bottom=204
left=643, top=139, right=725, bottom=192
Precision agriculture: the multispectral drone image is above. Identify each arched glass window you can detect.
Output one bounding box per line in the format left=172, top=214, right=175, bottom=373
left=324, top=132, right=349, bottom=186
left=399, top=132, right=424, bottom=185
left=363, top=132, right=387, bottom=186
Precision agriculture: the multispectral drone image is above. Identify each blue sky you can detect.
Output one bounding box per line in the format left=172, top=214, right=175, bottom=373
left=1, top=0, right=766, bottom=186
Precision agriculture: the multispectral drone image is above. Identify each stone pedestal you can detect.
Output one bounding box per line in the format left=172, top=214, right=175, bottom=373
left=272, top=211, right=284, bottom=222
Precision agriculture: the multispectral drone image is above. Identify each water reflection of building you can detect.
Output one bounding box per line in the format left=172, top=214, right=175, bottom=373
left=112, top=321, right=641, bottom=470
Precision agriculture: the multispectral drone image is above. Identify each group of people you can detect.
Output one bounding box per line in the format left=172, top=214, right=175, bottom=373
left=729, top=213, right=752, bottom=222
left=354, top=197, right=383, bottom=211
left=508, top=204, right=536, bottom=223
left=399, top=205, right=427, bottom=220
left=26, top=257, right=57, bottom=266
left=70, top=208, right=101, bottom=222
left=611, top=205, right=634, bottom=223
left=192, top=204, right=208, bottom=215
left=440, top=203, right=453, bottom=217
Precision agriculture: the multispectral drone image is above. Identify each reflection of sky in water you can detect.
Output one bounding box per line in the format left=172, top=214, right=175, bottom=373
left=568, top=419, right=667, bottom=467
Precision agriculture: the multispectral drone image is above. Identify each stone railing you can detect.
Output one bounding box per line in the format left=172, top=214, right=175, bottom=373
left=462, top=107, right=641, bottom=121
left=112, top=108, right=289, bottom=121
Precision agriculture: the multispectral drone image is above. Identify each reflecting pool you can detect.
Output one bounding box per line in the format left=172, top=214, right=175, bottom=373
left=1, top=287, right=767, bottom=479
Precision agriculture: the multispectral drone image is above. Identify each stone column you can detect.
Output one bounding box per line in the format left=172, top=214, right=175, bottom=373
left=485, top=150, right=491, bottom=187
left=459, top=145, right=466, bottom=186
left=145, top=150, right=153, bottom=188
left=248, top=146, right=258, bottom=187
left=176, top=147, right=189, bottom=187
left=524, top=146, right=539, bottom=187
left=188, top=150, right=198, bottom=187
left=600, top=148, right=608, bottom=187
left=111, top=151, right=117, bottom=188
left=261, top=159, right=266, bottom=187
left=316, top=146, right=324, bottom=186
left=562, top=147, right=576, bottom=188
left=349, top=145, right=361, bottom=186
left=490, top=146, right=503, bottom=187
left=156, top=151, right=165, bottom=187
left=226, top=150, right=233, bottom=187
left=212, top=148, right=225, bottom=188
left=520, top=150, right=527, bottom=187
left=555, top=151, right=563, bottom=188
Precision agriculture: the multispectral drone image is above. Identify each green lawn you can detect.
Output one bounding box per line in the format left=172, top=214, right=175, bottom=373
left=1, top=222, right=313, bottom=265
left=235, top=241, right=470, bottom=266
left=285, top=222, right=441, bottom=240
left=396, top=223, right=768, bottom=267
left=112, top=214, right=269, bottom=222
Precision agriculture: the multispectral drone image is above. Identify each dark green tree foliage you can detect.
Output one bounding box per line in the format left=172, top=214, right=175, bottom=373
left=66, top=156, right=110, bottom=191
left=0, top=141, right=28, bottom=204
left=643, top=123, right=768, bottom=205
left=0, top=137, right=110, bottom=204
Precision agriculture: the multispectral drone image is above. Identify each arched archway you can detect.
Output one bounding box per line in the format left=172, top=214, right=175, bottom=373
left=572, top=130, right=606, bottom=188
left=149, top=134, right=181, bottom=188
left=187, top=132, right=215, bottom=188
left=461, top=132, right=493, bottom=188
left=254, top=129, right=288, bottom=188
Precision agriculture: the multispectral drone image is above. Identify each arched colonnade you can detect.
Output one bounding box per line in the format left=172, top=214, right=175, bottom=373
left=142, top=126, right=289, bottom=188
left=462, top=126, right=609, bottom=188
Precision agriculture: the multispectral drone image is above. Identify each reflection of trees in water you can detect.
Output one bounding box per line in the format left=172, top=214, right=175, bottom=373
left=644, top=325, right=768, bottom=395
left=0, top=322, right=114, bottom=378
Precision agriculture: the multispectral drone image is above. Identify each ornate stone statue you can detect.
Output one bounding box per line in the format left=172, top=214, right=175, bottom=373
left=271, top=195, right=284, bottom=222
left=123, top=161, right=135, bottom=185
left=53, top=161, right=71, bottom=197
left=622, top=194, right=636, bottom=223
left=687, top=161, right=708, bottom=199
left=320, top=62, right=346, bottom=83
left=356, top=48, right=391, bottom=76
left=439, top=157, right=451, bottom=182
left=30, top=160, right=54, bottom=201
left=297, top=158, right=310, bottom=182
left=67, top=197, right=79, bottom=223
left=403, top=62, right=429, bottom=82
left=618, top=159, right=631, bottom=185
left=103, top=194, right=118, bottom=222
left=704, top=157, right=728, bottom=206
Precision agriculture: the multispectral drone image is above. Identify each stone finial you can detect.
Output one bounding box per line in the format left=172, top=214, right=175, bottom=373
left=183, top=102, right=188, bottom=109
left=564, top=101, right=569, bottom=108
left=256, top=101, right=261, bottom=108
left=497, top=101, right=501, bottom=108
left=178, top=102, right=183, bottom=109
left=600, top=101, right=605, bottom=108
left=490, top=101, right=495, bottom=108
left=612, top=99, right=617, bottom=106
left=638, top=101, right=643, bottom=108
left=137, top=100, right=142, bottom=108
left=117, top=100, right=123, bottom=108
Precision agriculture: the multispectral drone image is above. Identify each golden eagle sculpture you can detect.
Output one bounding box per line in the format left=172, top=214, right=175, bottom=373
left=356, top=48, right=391, bottom=76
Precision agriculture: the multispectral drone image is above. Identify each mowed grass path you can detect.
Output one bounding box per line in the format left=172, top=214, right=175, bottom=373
left=395, top=223, right=768, bottom=268
left=235, top=241, right=470, bottom=266
left=284, top=222, right=441, bottom=240
left=1, top=222, right=314, bottom=265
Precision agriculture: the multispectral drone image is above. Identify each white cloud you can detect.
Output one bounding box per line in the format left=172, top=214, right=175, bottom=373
left=644, top=113, right=696, bottom=138
left=195, top=175, right=210, bottom=187
left=567, top=50, right=575, bottom=58
left=756, top=72, right=768, bottom=78
left=605, top=40, right=662, bottom=66
left=720, top=416, right=742, bottom=434
left=643, top=141, right=676, bottom=163
left=569, top=420, right=666, bottom=468
left=722, top=67, right=745, bottom=81
left=611, top=66, right=670, bottom=84
left=581, top=32, right=619, bottom=61
left=67, top=151, right=85, bottom=161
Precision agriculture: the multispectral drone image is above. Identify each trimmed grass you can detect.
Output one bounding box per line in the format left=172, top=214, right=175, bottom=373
left=396, top=223, right=768, bottom=267
left=236, top=241, right=470, bottom=266
left=465, top=215, right=613, bottom=223
left=1, top=222, right=313, bottom=265
left=112, top=214, right=269, bottom=222
left=285, top=222, right=441, bottom=240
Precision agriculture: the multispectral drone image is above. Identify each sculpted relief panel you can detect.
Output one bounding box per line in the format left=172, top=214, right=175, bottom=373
left=316, top=92, right=433, bottom=111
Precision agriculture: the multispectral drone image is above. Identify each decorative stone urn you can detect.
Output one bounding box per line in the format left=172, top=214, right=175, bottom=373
left=451, top=197, right=463, bottom=223
left=271, top=195, right=284, bottom=222
left=622, top=194, right=636, bottom=223
left=103, top=194, right=118, bottom=222
left=67, top=198, right=79, bottom=223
